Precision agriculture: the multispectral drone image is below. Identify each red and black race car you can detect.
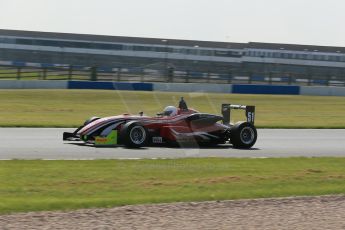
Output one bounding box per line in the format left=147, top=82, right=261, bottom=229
left=63, top=98, right=257, bottom=149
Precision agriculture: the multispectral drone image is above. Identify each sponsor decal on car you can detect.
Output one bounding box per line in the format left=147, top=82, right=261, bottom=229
left=95, top=130, right=118, bottom=146
left=152, top=136, right=163, bottom=143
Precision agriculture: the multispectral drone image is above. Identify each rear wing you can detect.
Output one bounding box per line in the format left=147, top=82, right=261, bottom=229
left=221, top=104, right=255, bottom=126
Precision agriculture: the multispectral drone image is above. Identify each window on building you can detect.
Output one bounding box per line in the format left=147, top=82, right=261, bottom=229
left=329, top=56, right=336, bottom=61
left=153, top=47, right=165, bottom=52
left=133, top=46, right=151, bottom=51
left=214, top=50, right=236, bottom=57
left=190, top=48, right=198, bottom=55
left=15, top=38, right=34, bottom=45
left=273, top=52, right=280, bottom=58
left=123, top=45, right=133, bottom=50
left=199, top=50, right=212, bottom=56
left=172, top=48, right=181, bottom=53
left=0, top=37, right=16, bottom=44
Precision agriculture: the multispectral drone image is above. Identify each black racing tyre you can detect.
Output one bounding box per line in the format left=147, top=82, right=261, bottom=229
left=230, top=122, right=257, bottom=149
left=120, top=121, right=148, bottom=148
left=84, top=116, right=100, bottom=126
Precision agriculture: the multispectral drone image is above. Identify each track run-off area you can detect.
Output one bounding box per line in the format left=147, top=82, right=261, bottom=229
left=0, top=128, right=344, bottom=159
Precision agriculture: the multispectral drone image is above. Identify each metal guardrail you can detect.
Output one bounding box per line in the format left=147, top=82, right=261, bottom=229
left=0, top=64, right=344, bottom=87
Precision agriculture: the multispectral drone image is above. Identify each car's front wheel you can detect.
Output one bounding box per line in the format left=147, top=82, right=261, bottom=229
left=120, top=121, right=148, bottom=148
left=230, top=122, right=257, bottom=149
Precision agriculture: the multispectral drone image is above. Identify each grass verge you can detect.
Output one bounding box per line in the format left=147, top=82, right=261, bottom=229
left=0, top=90, right=345, bottom=128
left=0, top=158, right=344, bottom=214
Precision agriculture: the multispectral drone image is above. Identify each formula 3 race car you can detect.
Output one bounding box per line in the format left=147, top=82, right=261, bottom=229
left=63, top=97, right=257, bottom=149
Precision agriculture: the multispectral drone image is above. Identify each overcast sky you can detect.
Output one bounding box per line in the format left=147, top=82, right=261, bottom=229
left=0, top=0, right=344, bottom=46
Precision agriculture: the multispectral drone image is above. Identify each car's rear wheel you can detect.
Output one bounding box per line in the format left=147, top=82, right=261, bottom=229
left=230, top=122, right=257, bottom=149
left=120, top=121, right=148, bottom=148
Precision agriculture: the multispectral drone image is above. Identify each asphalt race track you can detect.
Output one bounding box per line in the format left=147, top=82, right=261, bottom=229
left=0, top=128, right=344, bottom=160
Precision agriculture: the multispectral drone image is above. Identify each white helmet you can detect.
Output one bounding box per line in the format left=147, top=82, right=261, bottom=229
left=163, top=106, right=178, bottom=116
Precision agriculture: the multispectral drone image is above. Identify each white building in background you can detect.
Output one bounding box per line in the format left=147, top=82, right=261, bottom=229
left=0, top=29, right=344, bottom=85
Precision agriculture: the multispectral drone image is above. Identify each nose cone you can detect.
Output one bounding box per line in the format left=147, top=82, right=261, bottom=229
left=77, top=115, right=124, bottom=135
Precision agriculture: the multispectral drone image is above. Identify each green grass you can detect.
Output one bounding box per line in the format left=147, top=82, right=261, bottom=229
left=0, top=89, right=345, bottom=128
left=0, top=158, right=344, bottom=214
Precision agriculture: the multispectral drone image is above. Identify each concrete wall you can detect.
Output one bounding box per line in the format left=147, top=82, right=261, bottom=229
left=0, top=80, right=153, bottom=91
left=154, top=83, right=232, bottom=94
left=232, top=84, right=300, bottom=95
left=0, top=80, right=68, bottom=89
left=68, top=81, right=153, bottom=91
left=300, top=86, right=345, bottom=96
left=1, top=79, right=345, bottom=97
left=155, top=83, right=345, bottom=96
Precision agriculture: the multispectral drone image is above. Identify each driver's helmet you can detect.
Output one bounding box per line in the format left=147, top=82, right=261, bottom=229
left=163, top=106, right=178, bottom=116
